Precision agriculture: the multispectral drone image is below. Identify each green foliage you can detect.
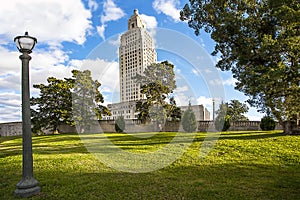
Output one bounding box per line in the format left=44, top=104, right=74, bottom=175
left=31, top=77, right=74, bottom=133
left=215, top=115, right=231, bottom=131
left=115, top=115, right=125, bottom=133
left=214, top=102, right=231, bottom=131
left=165, top=97, right=182, bottom=122
left=181, top=0, right=300, bottom=133
left=135, top=100, right=151, bottom=123
left=260, top=116, right=276, bottom=131
left=31, top=70, right=110, bottom=134
left=72, top=70, right=110, bottom=133
left=181, top=102, right=197, bottom=132
left=135, top=61, right=181, bottom=123
left=227, top=100, right=249, bottom=122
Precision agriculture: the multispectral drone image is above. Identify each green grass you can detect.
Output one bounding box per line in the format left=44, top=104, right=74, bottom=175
left=1, top=131, right=300, bottom=199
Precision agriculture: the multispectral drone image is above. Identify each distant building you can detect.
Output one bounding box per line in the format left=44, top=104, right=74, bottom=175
left=105, top=9, right=210, bottom=121
left=179, top=105, right=210, bottom=121
left=106, top=101, right=137, bottom=120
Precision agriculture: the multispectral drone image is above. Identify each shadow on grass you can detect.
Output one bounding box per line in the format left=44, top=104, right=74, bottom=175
left=2, top=161, right=299, bottom=200
left=219, top=131, right=284, bottom=141
left=1, top=131, right=299, bottom=199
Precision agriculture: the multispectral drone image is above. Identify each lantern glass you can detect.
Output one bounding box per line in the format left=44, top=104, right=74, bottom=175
left=14, top=32, right=37, bottom=53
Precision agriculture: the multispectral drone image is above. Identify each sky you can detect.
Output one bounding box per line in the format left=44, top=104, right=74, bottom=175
left=0, top=0, right=264, bottom=123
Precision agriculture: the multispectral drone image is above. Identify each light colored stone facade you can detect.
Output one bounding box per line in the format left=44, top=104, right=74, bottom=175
left=119, top=9, right=156, bottom=102
left=0, top=122, right=22, bottom=137
left=179, top=105, right=210, bottom=121
left=106, top=101, right=138, bottom=120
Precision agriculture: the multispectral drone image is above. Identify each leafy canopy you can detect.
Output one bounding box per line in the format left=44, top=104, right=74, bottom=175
left=134, top=61, right=181, bottom=123
left=227, top=100, right=249, bottom=121
left=31, top=70, right=110, bottom=133
left=181, top=0, right=300, bottom=129
left=182, top=102, right=197, bottom=132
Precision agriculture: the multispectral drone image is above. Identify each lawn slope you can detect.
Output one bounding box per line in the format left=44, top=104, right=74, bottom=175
left=0, top=131, right=299, bottom=199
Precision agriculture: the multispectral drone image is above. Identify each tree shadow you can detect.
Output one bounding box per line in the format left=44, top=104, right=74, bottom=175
left=219, top=131, right=285, bottom=140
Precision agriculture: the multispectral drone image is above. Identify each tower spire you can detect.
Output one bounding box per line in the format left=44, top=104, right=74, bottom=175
left=128, top=8, right=145, bottom=30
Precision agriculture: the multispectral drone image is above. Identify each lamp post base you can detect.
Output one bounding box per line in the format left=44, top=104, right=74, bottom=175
left=14, top=177, right=40, bottom=198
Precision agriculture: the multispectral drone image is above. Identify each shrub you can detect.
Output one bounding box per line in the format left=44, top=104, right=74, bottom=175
left=215, top=115, right=231, bottom=131
left=260, top=116, right=276, bottom=131
left=181, top=105, right=197, bottom=132
left=115, top=116, right=125, bottom=133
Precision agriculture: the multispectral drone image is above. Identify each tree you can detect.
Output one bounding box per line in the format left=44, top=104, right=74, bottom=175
left=181, top=0, right=300, bottom=134
left=115, top=115, right=125, bottom=133
left=31, top=77, right=74, bottom=134
left=31, top=70, right=110, bottom=134
left=135, top=61, right=181, bottom=124
left=227, top=100, right=249, bottom=122
left=165, top=97, right=182, bottom=122
left=214, top=102, right=231, bottom=131
left=72, top=70, right=110, bottom=133
left=260, top=116, right=276, bottom=131
left=182, top=102, right=197, bottom=132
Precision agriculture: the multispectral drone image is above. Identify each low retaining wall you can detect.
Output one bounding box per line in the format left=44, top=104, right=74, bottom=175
left=0, top=122, right=22, bottom=137
left=0, top=120, right=283, bottom=136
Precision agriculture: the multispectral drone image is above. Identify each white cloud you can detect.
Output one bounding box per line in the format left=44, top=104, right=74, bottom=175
left=97, top=25, right=106, bottom=40
left=209, top=77, right=238, bottom=87
left=140, top=14, right=158, bottom=29
left=101, top=0, right=125, bottom=24
left=97, top=0, right=125, bottom=39
left=153, top=0, right=181, bottom=22
left=223, top=77, right=238, bottom=86
left=192, top=68, right=200, bottom=76
left=88, top=0, right=99, bottom=11
left=196, top=96, right=213, bottom=108
left=245, top=114, right=262, bottom=121
left=69, top=58, right=119, bottom=93
left=0, top=92, right=21, bottom=107
left=70, top=58, right=120, bottom=104
left=0, top=92, right=21, bottom=123
left=0, top=106, right=21, bottom=123
left=0, top=0, right=92, bottom=45
left=174, top=86, right=189, bottom=93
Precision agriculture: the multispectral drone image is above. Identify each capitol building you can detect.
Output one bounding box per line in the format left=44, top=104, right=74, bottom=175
left=106, top=9, right=210, bottom=121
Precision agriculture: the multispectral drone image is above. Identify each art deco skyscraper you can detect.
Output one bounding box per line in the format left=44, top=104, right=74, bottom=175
left=119, top=9, right=157, bottom=102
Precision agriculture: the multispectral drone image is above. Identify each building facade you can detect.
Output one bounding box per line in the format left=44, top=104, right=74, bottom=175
left=107, top=9, right=156, bottom=120
left=180, top=105, right=210, bottom=121
left=106, top=9, right=210, bottom=121
left=119, top=9, right=157, bottom=102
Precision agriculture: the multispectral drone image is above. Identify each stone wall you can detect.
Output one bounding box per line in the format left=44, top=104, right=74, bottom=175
left=0, top=120, right=284, bottom=137
left=0, top=122, right=22, bottom=137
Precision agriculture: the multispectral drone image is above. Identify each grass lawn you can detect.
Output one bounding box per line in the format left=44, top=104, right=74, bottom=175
left=0, top=131, right=300, bottom=199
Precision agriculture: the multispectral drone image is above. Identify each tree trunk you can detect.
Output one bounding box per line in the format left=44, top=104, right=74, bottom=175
left=283, top=120, right=292, bottom=134
left=283, top=119, right=298, bottom=135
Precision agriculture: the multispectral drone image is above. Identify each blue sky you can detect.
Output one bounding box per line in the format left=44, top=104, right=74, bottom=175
left=0, top=0, right=264, bottom=123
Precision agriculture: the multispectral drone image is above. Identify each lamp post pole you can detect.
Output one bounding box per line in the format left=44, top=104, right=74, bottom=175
left=14, top=32, right=40, bottom=198
left=212, top=98, right=215, bottom=121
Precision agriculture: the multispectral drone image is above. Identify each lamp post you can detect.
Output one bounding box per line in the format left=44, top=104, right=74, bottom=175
left=212, top=98, right=215, bottom=121
left=14, top=32, right=40, bottom=197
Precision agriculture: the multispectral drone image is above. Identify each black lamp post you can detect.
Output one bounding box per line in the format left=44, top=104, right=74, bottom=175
left=14, top=32, right=40, bottom=197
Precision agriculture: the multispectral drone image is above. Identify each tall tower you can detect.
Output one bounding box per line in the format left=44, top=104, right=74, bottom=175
left=119, top=9, right=157, bottom=102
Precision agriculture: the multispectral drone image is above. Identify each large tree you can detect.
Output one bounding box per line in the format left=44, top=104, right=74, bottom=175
left=181, top=0, right=300, bottom=134
left=227, top=100, right=249, bottom=122
left=134, top=61, right=181, bottom=124
left=72, top=70, right=110, bottom=133
left=31, top=70, right=110, bottom=134
left=31, top=77, right=74, bottom=134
